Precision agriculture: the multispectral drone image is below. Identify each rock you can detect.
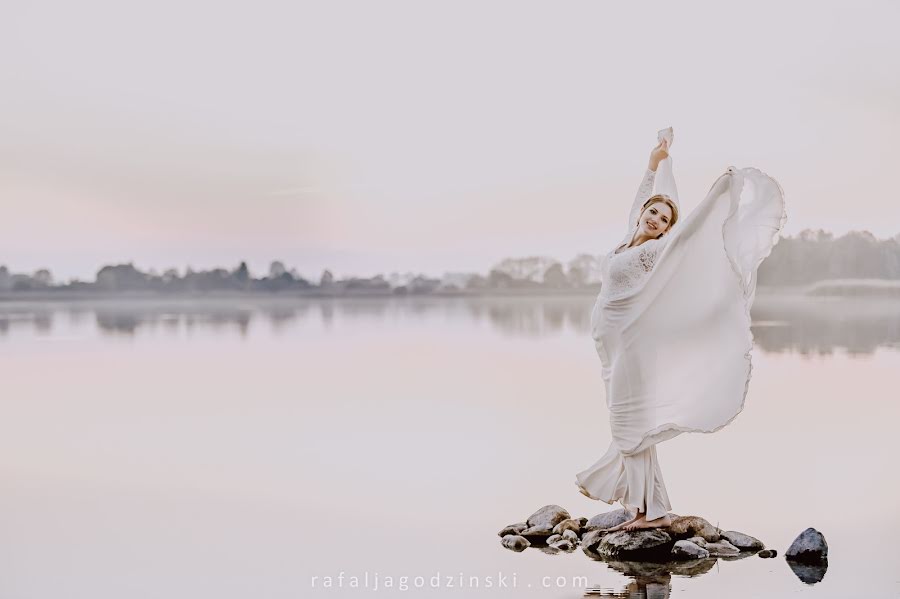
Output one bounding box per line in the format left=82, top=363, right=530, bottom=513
left=546, top=534, right=562, bottom=545
left=721, top=530, right=765, bottom=551
left=501, top=534, right=530, bottom=552
left=597, top=529, right=674, bottom=561
left=562, top=529, right=579, bottom=542
left=520, top=524, right=554, bottom=538
left=666, top=516, right=721, bottom=542
left=672, top=540, right=710, bottom=560
left=526, top=505, right=571, bottom=530
left=552, top=518, right=581, bottom=535
left=549, top=539, right=575, bottom=551
left=786, top=528, right=828, bottom=563
left=577, top=517, right=588, bottom=527
left=497, top=522, right=528, bottom=537
left=580, top=529, right=606, bottom=557
left=705, top=540, right=740, bottom=556
left=686, top=536, right=708, bottom=548
left=585, top=508, right=633, bottom=531
left=787, top=559, right=828, bottom=584
left=758, top=549, right=777, bottom=558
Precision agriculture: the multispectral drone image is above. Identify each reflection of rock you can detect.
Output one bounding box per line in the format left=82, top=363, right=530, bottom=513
left=785, top=527, right=828, bottom=563
left=501, top=535, right=530, bottom=552
left=603, top=556, right=717, bottom=580
left=597, top=530, right=674, bottom=561
left=602, top=559, right=673, bottom=584
left=786, top=559, right=828, bottom=584
left=721, top=530, right=765, bottom=550
left=585, top=508, right=633, bottom=531
left=719, top=551, right=756, bottom=562
left=585, top=577, right=673, bottom=598
left=672, top=540, right=709, bottom=559
left=668, top=558, right=717, bottom=577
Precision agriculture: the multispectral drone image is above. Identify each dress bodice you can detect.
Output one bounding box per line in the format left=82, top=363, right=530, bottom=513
left=599, top=166, right=669, bottom=299
left=601, top=237, right=668, bottom=299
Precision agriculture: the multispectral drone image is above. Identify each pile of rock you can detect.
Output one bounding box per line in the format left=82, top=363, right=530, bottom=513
left=499, top=504, right=827, bottom=578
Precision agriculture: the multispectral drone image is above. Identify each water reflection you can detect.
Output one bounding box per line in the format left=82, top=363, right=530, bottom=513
left=0, top=294, right=898, bottom=355
left=583, top=557, right=717, bottom=597
left=785, top=558, right=828, bottom=584
left=582, top=551, right=827, bottom=596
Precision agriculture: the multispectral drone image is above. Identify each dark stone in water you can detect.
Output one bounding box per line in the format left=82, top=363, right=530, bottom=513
left=580, top=529, right=606, bottom=559
left=672, top=540, right=710, bottom=560
left=785, top=528, right=828, bottom=563
left=758, top=549, right=777, bottom=558
left=500, top=534, right=530, bottom=552
left=721, top=530, right=765, bottom=551
left=497, top=522, right=527, bottom=537
left=597, top=529, right=674, bottom=562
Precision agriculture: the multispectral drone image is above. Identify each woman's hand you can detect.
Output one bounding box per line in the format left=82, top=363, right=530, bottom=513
left=649, top=139, right=669, bottom=172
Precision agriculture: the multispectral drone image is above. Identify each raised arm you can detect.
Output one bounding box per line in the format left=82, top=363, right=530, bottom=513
left=627, top=167, right=657, bottom=231
left=626, top=139, right=669, bottom=231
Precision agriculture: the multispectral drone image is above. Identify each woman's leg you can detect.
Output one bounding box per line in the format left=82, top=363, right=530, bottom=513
left=620, top=444, right=672, bottom=529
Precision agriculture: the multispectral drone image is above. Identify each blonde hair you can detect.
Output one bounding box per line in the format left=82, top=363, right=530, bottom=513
left=639, top=194, right=679, bottom=236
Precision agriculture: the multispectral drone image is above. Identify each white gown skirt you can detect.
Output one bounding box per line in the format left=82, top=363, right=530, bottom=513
left=575, top=166, right=786, bottom=521
left=577, top=442, right=672, bottom=521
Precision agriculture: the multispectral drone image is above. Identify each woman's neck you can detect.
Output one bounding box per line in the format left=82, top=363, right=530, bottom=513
left=629, top=229, right=657, bottom=248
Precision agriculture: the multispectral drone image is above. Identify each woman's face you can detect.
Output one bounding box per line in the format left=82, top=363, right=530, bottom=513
left=639, top=201, right=673, bottom=237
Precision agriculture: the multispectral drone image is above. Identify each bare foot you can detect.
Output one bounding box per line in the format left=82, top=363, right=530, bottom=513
left=623, top=514, right=672, bottom=531
left=599, top=511, right=642, bottom=533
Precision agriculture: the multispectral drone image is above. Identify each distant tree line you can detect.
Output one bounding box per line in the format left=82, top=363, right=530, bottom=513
left=0, top=261, right=315, bottom=294
left=2, top=229, right=900, bottom=296
left=758, top=229, right=900, bottom=285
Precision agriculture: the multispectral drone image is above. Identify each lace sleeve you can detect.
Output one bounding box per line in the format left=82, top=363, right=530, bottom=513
left=627, top=168, right=656, bottom=231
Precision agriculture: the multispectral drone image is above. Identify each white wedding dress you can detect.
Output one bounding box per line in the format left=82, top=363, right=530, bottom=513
left=575, top=155, right=786, bottom=520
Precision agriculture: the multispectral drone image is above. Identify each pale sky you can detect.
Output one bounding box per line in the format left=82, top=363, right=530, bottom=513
left=2, top=0, right=899, bottom=282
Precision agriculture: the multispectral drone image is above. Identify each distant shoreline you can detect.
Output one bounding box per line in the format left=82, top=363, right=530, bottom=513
left=2, top=281, right=897, bottom=303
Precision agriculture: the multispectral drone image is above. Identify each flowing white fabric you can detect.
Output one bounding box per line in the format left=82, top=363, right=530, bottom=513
left=576, top=152, right=787, bottom=520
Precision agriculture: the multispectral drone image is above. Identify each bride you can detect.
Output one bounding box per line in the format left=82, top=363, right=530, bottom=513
left=575, top=129, right=786, bottom=532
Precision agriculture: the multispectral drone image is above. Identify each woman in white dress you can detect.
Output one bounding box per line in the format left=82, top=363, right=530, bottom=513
left=575, top=130, right=786, bottom=532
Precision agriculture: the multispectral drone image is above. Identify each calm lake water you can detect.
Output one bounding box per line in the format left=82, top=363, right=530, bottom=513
left=1, top=293, right=899, bottom=598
